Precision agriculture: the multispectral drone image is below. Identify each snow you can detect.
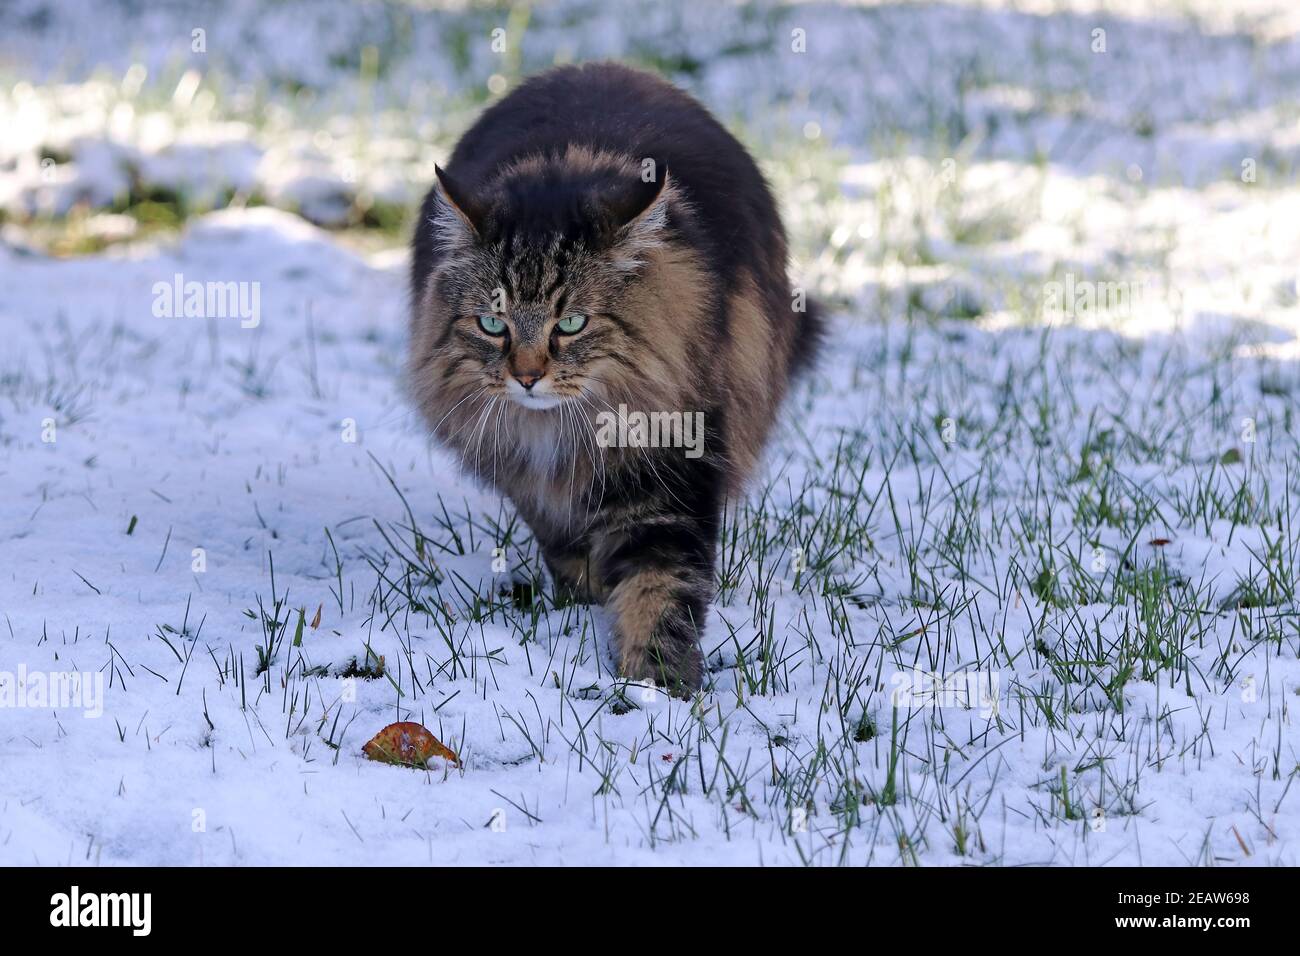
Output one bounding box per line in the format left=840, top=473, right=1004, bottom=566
left=2, top=0, right=1300, bottom=866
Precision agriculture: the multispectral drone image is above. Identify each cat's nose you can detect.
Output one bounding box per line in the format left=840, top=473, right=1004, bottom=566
left=513, top=372, right=542, bottom=390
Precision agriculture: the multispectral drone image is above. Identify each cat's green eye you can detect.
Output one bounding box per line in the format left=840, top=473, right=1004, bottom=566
left=477, top=313, right=507, bottom=335
left=556, top=313, right=587, bottom=335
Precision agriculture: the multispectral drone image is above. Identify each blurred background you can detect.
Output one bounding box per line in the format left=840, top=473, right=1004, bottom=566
left=3, top=0, right=1299, bottom=338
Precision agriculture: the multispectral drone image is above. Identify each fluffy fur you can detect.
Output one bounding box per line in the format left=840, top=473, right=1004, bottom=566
left=408, top=62, right=821, bottom=694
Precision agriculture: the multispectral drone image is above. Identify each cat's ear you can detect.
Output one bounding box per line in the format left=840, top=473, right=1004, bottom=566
left=433, top=165, right=487, bottom=240
left=605, top=170, right=668, bottom=230
left=603, top=170, right=672, bottom=270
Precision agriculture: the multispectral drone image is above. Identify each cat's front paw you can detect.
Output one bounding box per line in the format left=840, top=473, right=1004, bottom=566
left=606, top=549, right=711, bottom=698
left=619, top=639, right=704, bottom=698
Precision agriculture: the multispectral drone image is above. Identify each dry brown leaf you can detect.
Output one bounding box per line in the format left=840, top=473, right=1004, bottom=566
left=362, top=721, right=460, bottom=769
left=310, top=603, right=322, bottom=629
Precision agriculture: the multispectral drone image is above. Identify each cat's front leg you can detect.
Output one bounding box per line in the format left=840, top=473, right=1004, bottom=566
left=540, top=540, right=609, bottom=606
left=598, top=514, right=715, bottom=697
left=511, top=499, right=608, bottom=606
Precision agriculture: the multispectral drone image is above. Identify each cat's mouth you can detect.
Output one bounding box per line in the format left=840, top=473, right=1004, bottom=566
left=511, top=392, right=564, bottom=410
left=504, top=378, right=566, bottom=410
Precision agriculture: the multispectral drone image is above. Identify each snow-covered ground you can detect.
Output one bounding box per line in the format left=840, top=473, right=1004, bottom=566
left=3, top=0, right=1300, bottom=865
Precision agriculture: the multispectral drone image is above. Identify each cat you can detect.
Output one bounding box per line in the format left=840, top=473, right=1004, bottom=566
left=408, top=62, right=821, bottom=695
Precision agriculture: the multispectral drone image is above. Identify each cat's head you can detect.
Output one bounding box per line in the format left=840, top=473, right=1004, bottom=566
left=413, top=146, right=685, bottom=418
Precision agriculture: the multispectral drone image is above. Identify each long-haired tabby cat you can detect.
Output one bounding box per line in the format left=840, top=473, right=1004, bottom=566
left=409, top=62, right=820, bottom=695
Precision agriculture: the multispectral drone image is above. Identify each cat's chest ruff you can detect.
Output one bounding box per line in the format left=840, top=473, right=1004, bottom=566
left=513, top=413, right=566, bottom=473
left=504, top=410, right=609, bottom=519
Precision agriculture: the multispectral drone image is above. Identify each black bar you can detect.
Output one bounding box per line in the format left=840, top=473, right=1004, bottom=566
left=0, top=865, right=1276, bottom=940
